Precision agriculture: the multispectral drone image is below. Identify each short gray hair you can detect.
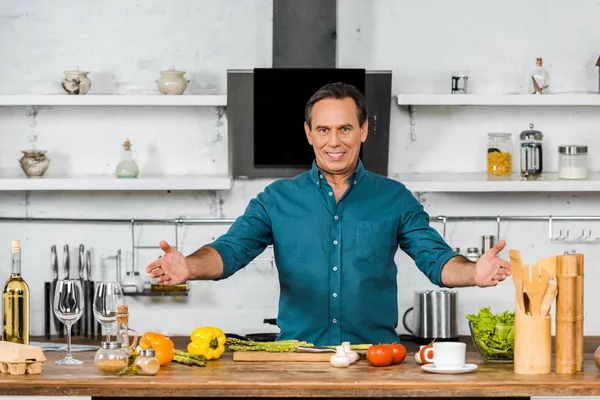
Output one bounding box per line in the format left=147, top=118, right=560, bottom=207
left=304, top=82, right=368, bottom=129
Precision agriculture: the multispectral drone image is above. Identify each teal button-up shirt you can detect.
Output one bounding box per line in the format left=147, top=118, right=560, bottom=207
left=208, top=160, right=458, bottom=346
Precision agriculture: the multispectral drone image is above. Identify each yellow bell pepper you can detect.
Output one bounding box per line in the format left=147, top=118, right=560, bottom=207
left=187, top=326, right=226, bottom=360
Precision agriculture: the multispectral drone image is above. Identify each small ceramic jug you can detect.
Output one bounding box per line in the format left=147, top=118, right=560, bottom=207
left=19, top=150, right=50, bottom=178
left=157, top=69, right=189, bottom=95
left=62, top=70, right=91, bottom=95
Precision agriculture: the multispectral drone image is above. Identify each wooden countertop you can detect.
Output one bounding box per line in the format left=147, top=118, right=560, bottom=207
left=1, top=336, right=600, bottom=398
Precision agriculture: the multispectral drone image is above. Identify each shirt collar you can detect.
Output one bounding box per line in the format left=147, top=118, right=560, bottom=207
left=309, top=159, right=366, bottom=187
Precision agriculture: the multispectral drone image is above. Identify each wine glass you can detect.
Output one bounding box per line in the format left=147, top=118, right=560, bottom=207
left=53, top=279, right=84, bottom=365
left=93, top=281, right=124, bottom=342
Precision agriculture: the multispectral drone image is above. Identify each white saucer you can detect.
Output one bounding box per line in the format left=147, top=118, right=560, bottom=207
left=421, top=363, right=478, bottom=374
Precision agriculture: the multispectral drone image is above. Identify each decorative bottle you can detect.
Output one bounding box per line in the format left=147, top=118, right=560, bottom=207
left=116, top=139, right=139, bottom=178
left=529, top=57, right=550, bottom=94
left=116, top=305, right=139, bottom=372
left=2, top=240, right=30, bottom=344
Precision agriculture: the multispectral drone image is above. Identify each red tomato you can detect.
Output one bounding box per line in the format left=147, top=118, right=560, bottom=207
left=366, top=345, right=394, bottom=367
left=389, top=344, right=407, bottom=365
left=419, top=344, right=434, bottom=365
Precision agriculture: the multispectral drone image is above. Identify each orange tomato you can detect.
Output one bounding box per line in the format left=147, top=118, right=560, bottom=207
left=366, top=345, right=394, bottom=367
left=389, top=344, right=407, bottom=365
left=419, top=344, right=434, bottom=365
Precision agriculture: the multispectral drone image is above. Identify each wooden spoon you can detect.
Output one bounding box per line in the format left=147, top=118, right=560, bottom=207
left=522, top=263, right=549, bottom=317
left=509, top=250, right=526, bottom=315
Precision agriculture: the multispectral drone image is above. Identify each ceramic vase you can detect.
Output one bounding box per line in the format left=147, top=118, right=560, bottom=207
left=19, top=150, right=50, bottom=178
left=157, top=69, right=189, bottom=95
left=62, top=70, right=91, bottom=95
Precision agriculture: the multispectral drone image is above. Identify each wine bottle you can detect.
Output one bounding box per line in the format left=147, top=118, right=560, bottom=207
left=2, top=240, right=30, bottom=344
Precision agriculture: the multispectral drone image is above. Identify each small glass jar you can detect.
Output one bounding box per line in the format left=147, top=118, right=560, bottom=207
left=134, top=349, right=161, bottom=376
left=121, top=271, right=144, bottom=293
left=94, top=342, right=129, bottom=376
left=519, top=124, right=544, bottom=180
left=487, top=133, right=512, bottom=178
left=466, top=247, right=480, bottom=262
left=558, top=145, right=588, bottom=180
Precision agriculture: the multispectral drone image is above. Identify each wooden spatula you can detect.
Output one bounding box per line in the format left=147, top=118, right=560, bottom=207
left=509, top=250, right=526, bottom=315
left=540, top=277, right=558, bottom=317
left=522, top=263, right=549, bottom=317
left=537, top=256, right=557, bottom=277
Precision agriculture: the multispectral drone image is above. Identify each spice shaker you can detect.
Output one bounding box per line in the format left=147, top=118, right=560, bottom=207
left=466, top=247, right=480, bottom=262
left=519, top=124, right=543, bottom=180
left=558, top=145, right=588, bottom=180
left=134, top=348, right=160, bottom=376
left=94, top=342, right=129, bottom=376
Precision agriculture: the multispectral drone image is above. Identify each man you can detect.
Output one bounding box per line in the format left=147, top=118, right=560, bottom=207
left=146, top=82, right=512, bottom=346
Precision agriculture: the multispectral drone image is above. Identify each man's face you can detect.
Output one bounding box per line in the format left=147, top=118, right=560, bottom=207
left=304, top=97, right=368, bottom=176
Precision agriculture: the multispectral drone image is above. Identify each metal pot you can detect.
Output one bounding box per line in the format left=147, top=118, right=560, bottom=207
left=402, top=289, right=458, bottom=344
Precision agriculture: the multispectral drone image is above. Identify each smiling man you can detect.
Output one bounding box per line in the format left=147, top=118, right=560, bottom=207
left=146, top=82, right=512, bottom=346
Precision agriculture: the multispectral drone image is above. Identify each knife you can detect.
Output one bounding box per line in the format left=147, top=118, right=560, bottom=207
left=50, top=245, right=63, bottom=338
left=63, top=244, right=70, bottom=279
left=84, top=250, right=91, bottom=338
left=74, top=244, right=85, bottom=336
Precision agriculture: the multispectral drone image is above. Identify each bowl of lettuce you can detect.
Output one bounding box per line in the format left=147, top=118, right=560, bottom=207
left=466, top=307, right=515, bottom=363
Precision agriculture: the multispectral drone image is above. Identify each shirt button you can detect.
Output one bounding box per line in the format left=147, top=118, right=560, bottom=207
left=354, top=181, right=357, bottom=185
left=328, top=192, right=333, bottom=196
left=320, top=175, right=323, bottom=179
left=333, top=240, right=338, bottom=245
left=333, top=266, right=338, bottom=271
left=334, top=215, right=339, bottom=220
left=332, top=319, right=337, bottom=324
left=332, top=293, right=337, bottom=298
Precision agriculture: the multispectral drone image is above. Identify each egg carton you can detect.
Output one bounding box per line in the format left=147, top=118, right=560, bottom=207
left=0, top=341, right=46, bottom=375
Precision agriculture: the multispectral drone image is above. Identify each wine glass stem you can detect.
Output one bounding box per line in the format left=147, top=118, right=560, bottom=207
left=105, top=326, right=110, bottom=342
left=66, top=325, right=73, bottom=359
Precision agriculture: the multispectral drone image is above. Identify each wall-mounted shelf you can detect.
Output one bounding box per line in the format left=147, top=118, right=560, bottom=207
left=123, top=289, right=189, bottom=297
left=393, top=172, right=600, bottom=192
left=0, top=94, right=227, bottom=106
left=0, top=175, right=233, bottom=191
left=395, top=93, right=600, bottom=106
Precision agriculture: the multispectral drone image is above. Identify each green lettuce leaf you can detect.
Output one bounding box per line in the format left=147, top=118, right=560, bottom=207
left=466, top=307, right=514, bottom=359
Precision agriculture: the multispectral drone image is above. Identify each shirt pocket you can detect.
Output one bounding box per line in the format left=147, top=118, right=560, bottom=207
left=355, top=220, right=393, bottom=263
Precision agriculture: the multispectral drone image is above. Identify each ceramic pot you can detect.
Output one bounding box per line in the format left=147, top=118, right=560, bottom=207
left=62, top=70, right=91, bottom=95
left=19, top=150, right=50, bottom=178
left=157, top=69, right=189, bottom=95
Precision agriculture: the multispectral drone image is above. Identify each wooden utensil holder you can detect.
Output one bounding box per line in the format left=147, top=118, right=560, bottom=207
left=514, top=306, right=551, bottom=374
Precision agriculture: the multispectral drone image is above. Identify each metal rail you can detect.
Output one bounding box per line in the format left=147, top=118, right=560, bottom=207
left=429, top=215, right=600, bottom=244
left=2, top=214, right=600, bottom=245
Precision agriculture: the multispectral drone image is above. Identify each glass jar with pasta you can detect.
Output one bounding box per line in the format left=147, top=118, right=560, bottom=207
left=487, top=133, right=513, bottom=178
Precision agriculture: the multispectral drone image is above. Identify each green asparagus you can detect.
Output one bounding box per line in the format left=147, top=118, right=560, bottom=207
left=225, top=337, right=313, bottom=352
left=173, top=354, right=206, bottom=367
left=174, top=349, right=206, bottom=361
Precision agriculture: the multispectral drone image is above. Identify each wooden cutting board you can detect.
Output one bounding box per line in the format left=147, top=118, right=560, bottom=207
left=232, top=351, right=333, bottom=362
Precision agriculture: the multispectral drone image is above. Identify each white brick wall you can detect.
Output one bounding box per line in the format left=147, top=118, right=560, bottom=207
left=1, top=0, right=600, bottom=340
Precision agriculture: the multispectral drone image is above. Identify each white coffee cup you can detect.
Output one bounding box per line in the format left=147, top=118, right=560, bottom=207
left=430, top=342, right=466, bottom=368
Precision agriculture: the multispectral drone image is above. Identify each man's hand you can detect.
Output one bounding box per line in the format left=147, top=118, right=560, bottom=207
left=473, top=240, right=512, bottom=287
left=145, top=240, right=191, bottom=286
